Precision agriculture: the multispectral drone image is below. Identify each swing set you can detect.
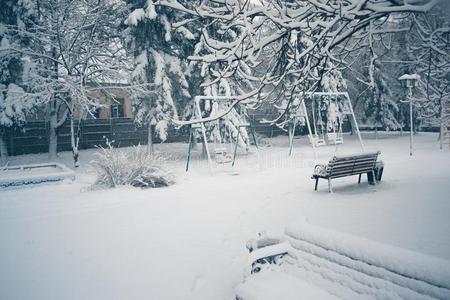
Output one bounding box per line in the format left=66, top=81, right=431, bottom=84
left=185, top=96, right=258, bottom=171
left=287, top=92, right=364, bottom=156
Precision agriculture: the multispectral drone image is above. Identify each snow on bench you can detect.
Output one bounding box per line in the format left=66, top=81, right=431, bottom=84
left=312, top=152, right=381, bottom=192
left=236, top=222, right=450, bottom=300
left=0, top=162, right=75, bottom=188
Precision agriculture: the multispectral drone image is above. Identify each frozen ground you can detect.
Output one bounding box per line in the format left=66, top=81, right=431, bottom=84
left=1, top=132, right=450, bottom=300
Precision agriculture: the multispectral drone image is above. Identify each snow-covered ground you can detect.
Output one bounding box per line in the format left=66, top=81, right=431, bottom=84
left=1, top=132, right=449, bottom=300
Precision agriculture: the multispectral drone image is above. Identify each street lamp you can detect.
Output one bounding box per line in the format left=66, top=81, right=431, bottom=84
left=398, top=73, right=420, bottom=156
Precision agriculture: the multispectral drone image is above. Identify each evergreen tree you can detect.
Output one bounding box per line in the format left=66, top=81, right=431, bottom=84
left=126, top=0, right=195, bottom=152
left=363, top=61, right=400, bottom=131
left=0, top=0, right=39, bottom=163
left=126, top=0, right=254, bottom=151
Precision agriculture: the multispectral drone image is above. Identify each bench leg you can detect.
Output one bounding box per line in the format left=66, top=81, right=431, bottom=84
left=314, top=178, right=319, bottom=191
left=358, top=174, right=362, bottom=184
left=328, top=179, right=333, bottom=193
left=367, top=171, right=376, bottom=185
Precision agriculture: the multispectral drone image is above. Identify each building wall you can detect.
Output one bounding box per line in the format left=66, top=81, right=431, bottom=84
left=75, top=89, right=133, bottom=119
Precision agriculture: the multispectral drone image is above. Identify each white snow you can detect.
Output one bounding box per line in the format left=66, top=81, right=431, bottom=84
left=398, top=74, right=421, bottom=81
left=1, top=132, right=450, bottom=299
left=285, top=222, right=450, bottom=291
left=125, top=9, right=145, bottom=26
left=235, top=270, right=339, bottom=300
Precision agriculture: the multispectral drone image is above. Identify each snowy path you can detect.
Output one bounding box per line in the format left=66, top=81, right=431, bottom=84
left=1, top=133, right=450, bottom=299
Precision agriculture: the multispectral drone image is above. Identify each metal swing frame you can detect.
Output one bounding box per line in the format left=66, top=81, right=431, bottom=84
left=288, top=92, right=365, bottom=158
left=185, top=96, right=258, bottom=172
left=326, top=94, right=344, bottom=145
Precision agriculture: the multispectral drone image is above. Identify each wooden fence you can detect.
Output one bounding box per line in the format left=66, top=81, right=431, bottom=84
left=5, top=116, right=287, bottom=156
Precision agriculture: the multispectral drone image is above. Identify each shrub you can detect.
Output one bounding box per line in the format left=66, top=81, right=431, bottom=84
left=90, top=143, right=174, bottom=189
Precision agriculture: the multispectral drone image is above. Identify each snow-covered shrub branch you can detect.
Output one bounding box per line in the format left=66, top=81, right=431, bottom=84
left=90, top=143, right=174, bottom=189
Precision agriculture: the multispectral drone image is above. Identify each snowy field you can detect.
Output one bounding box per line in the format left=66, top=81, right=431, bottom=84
left=1, top=132, right=450, bottom=300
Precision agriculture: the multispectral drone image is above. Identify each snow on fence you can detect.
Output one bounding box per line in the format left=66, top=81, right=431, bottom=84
left=0, top=162, right=75, bottom=188
left=237, top=222, right=450, bottom=300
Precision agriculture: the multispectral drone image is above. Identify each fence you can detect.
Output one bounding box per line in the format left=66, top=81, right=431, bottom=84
left=5, top=112, right=364, bottom=156
left=5, top=115, right=287, bottom=156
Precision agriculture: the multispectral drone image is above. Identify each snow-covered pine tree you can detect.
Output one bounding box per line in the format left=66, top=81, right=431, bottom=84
left=126, top=0, right=194, bottom=152
left=321, top=65, right=348, bottom=124
left=363, top=61, right=400, bottom=132
left=126, top=0, right=255, bottom=152
left=186, top=20, right=255, bottom=151
left=0, top=0, right=39, bottom=163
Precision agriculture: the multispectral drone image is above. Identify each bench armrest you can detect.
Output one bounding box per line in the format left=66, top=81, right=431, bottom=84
left=312, top=164, right=330, bottom=178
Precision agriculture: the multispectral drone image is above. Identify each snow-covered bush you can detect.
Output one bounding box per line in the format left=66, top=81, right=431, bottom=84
left=90, top=143, right=173, bottom=189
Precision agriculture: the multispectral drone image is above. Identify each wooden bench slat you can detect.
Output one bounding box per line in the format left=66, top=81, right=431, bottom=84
left=330, top=163, right=376, bottom=173
left=330, top=160, right=377, bottom=169
left=330, top=158, right=377, bottom=167
left=331, top=162, right=376, bottom=170
left=331, top=154, right=378, bottom=162
left=330, top=170, right=372, bottom=178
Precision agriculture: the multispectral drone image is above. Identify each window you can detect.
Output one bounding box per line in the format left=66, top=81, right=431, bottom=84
left=111, top=98, right=124, bottom=118
left=92, top=107, right=101, bottom=119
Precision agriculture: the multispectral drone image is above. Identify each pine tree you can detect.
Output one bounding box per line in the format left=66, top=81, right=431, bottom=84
left=126, top=0, right=194, bottom=152
left=0, top=0, right=39, bottom=163
left=363, top=61, right=400, bottom=131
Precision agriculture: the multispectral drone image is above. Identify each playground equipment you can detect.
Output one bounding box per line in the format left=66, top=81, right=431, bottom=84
left=212, top=118, right=233, bottom=164
left=0, top=162, right=75, bottom=188
left=185, top=96, right=258, bottom=171
left=326, top=98, right=344, bottom=145
left=310, top=98, right=326, bottom=148
left=287, top=92, right=364, bottom=157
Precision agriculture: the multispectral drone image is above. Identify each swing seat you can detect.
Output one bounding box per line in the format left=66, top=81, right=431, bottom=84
left=327, top=133, right=343, bottom=145
left=214, top=147, right=233, bottom=164
left=310, top=136, right=326, bottom=147
left=214, top=147, right=227, bottom=155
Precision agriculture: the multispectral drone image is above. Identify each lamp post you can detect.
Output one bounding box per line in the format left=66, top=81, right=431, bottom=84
left=398, top=73, right=420, bottom=156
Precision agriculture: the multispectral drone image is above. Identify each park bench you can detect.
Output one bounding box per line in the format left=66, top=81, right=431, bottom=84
left=312, top=151, right=381, bottom=192
left=235, top=222, right=450, bottom=300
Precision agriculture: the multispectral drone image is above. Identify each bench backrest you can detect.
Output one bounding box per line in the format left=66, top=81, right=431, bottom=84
left=283, top=223, right=450, bottom=300
left=244, top=223, right=450, bottom=300
left=328, top=152, right=380, bottom=178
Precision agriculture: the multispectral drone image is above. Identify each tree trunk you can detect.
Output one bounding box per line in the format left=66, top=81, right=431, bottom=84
left=0, top=135, right=8, bottom=165
left=201, top=140, right=207, bottom=158
left=48, top=44, right=60, bottom=160
left=70, top=116, right=80, bottom=167
left=147, top=123, right=154, bottom=154
left=48, top=106, right=58, bottom=159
